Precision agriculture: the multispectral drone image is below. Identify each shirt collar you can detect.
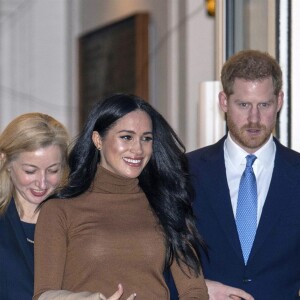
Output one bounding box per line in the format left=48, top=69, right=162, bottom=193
left=224, top=133, right=276, bottom=168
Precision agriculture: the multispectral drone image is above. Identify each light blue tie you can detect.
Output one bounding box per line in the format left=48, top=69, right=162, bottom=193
left=236, top=154, right=257, bottom=264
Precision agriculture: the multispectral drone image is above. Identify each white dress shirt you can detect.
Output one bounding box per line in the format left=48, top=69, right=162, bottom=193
left=224, top=133, right=276, bottom=224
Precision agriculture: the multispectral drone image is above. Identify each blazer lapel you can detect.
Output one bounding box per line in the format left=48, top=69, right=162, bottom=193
left=249, top=140, right=300, bottom=262
left=202, top=138, right=244, bottom=261
left=7, top=200, right=34, bottom=276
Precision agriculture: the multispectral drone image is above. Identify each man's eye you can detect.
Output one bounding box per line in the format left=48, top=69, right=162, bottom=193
left=259, top=103, right=270, bottom=108
left=239, top=103, right=248, bottom=108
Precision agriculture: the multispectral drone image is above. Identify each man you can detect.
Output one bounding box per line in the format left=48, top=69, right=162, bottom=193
left=168, top=50, right=300, bottom=299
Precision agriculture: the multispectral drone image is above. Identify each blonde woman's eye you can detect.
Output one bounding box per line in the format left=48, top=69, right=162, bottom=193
left=25, top=170, right=35, bottom=174
left=48, top=169, right=59, bottom=174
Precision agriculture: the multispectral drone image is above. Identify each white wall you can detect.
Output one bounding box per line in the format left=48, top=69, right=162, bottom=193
left=0, top=0, right=215, bottom=150
left=0, top=0, right=75, bottom=134
left=73, top=0, right=215, bottom=150
left=2, top=1, right=298, bottom=151
left=291, top=0, right=300, bottom=151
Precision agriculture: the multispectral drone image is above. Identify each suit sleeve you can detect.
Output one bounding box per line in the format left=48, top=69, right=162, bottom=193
left=170, top=259, right=208, bottom=299
left=33, top=200, right=68, bottom=300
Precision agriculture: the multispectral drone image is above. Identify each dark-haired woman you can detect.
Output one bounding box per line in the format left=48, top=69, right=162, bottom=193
left=33, top=94, right=209, bottom=300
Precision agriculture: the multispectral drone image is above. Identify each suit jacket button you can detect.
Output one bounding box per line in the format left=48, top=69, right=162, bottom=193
left=243, top=278, right=252, bottom=283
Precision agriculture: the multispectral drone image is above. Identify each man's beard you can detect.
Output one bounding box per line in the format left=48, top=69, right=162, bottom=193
left=227, top=119, right=274, bottom=151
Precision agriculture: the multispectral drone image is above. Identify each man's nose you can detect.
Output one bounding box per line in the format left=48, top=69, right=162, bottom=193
left=248, top=106, right=260, bottom=123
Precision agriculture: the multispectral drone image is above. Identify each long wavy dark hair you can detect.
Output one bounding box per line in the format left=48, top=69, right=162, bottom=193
left=53, top=93, right=205, bottom=276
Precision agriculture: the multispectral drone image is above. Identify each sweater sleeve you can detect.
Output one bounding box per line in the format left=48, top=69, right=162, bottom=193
left=38, top=290, right=102, bottom=300
left=170, top=259, right=209, bottom=300
left=33, top=200, right=68, bottom=300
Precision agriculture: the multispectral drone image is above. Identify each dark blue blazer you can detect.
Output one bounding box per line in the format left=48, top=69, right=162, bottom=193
left=0, top=199, right=34, bottom=300
left=168, top=136, right=300, bottom=299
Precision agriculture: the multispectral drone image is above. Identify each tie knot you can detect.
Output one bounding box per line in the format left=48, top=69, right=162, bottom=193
left=246, top=154, right=257, bottom=167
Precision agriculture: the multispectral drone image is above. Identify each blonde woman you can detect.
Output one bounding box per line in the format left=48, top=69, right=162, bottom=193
left=0, top=113, right=69, bottom=300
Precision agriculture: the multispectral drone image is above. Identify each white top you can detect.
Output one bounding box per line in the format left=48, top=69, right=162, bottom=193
left=224, top=133, right=276, bottom=224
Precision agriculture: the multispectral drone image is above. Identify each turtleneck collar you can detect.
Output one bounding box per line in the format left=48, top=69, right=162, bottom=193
left=90, top=165, right=142, bottom=194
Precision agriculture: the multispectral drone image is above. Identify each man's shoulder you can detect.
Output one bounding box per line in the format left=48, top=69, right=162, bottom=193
left=275, top=138, right=300, bottom=163
left=187, top=137, right=226, bottom=162
left=187, top=144, right=214, bottom=160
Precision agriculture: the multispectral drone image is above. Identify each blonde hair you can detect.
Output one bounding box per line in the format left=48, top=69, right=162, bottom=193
left=0, top=113, right=69, bottom=214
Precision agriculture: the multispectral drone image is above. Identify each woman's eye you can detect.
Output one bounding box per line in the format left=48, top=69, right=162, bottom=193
left=120, top=135, right=132, bottom=140
left=143, top=136, right=153, bottom=142
left=24, top=170, right=35, bottom=174
left=48, top=169, right=59, bottom=174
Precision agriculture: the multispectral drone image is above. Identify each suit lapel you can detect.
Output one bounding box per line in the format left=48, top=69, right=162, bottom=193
left=202, top=138, right=244, bottom=261
left=249, top=141, right=300, bottom=262
left=199, top=138, right=300, bottom=265
left=7, top=200, right=34, bottom=276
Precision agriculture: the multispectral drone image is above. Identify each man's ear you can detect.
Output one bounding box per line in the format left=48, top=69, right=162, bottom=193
left=219, top=91, right=228, bottom=113
left=277, top=91, right=284, bottom=112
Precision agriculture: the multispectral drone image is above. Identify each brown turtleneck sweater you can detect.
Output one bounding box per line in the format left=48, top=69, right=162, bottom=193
left=33, top=167, right=208, bottom=299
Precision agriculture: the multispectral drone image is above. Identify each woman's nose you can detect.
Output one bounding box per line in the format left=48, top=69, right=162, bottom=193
left=35, top=174, right=47, bottom=189
left=130, top=140, right=143, bottom=154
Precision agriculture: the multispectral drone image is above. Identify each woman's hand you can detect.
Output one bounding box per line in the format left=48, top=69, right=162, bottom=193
left=205, top=280, right=254, bottom=300
left=102, top=284, right=136, bottom=300
left=38, top=284, right=136, bottom=300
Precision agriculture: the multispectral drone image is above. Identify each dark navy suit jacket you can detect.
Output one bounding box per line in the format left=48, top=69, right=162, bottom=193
left=0, top=199, right=34, bottom=300
left=168, top=136, right=300, bottom=300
